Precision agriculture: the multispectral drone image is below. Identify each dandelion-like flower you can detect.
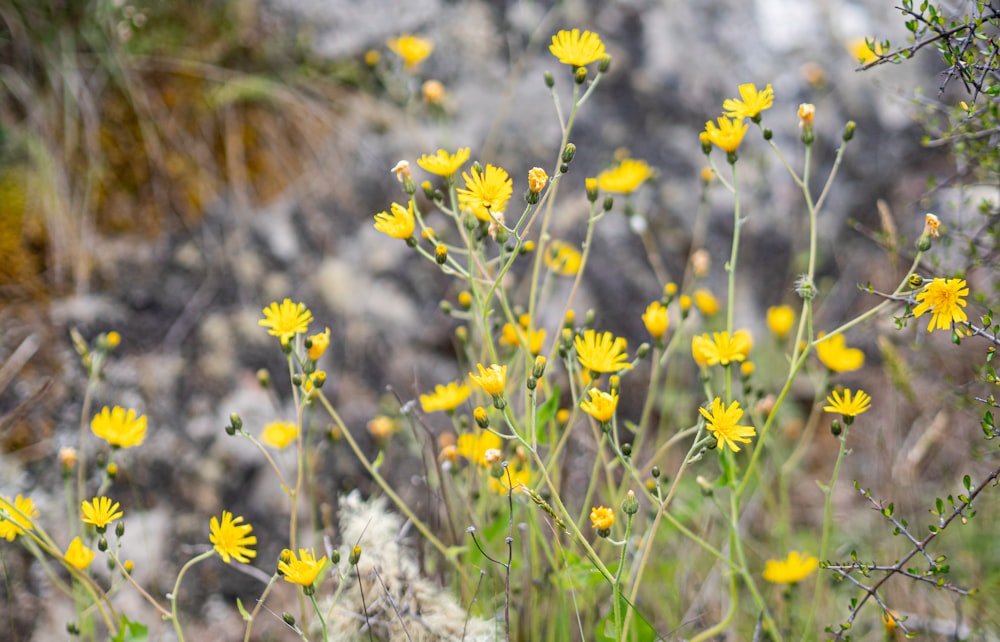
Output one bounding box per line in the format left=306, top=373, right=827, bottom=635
left=913, top=277, right=969, bottom=332
left=642, top=301, right=669, bottom=339
left=367, top=416, right=398, bottom=440
left=457, top=164, right=513, bottom=221
left=81, top=496, right=123, bottom=531
left=64, top=537, right=95, bottom=571
left=762, top=551, right=819, bottom=584
left=0, top=495, right=38, bottom=541
left=703, top=116, right=748, bottom=154
left=420, top=381, right=471, bottom=413
left=209, top=511, right=257, bottom=564
left=373, top=201, right=416, bottom=240
left=798, top=103, right=815, bottom=128
left=458, top=430, right=502, bottom=466
left=278, top=548, right=327, bottom=587
left=590, top=506, right=615, bottom=531
left=580, top=388, right=618, bottom=423
left=417, top=148, right=470, bottom=177
left=766, top=305, right=796, bottom=338
left=91, top=406, right=148, bottom=449
left=261, top=420, right=299, bottom=449
left=722, top=83, right=774, bottom=120
left=549, top=29, right=606, bottom=67
left=544, top=240, right=582, bottom=276
left=387, top=34, right=433, bottom=69
left=308, top=327, right=331, bottom=361
left=824, top=388, right=872, bottom=419
left=470, top=363, right=507, bottom=396
left=691, top=330, right=752, bottom=367
left=693, top=289, right=720, bottom=316
left=699, top=398, right=757, bottom=453
left=815, top=332, right=864, bottom=372
left=575, top=330, right=632, bottom=373
left=597, top=158, right=654, bottom=194
left=259, top=299, right=313, bottom=345
left=527, top=167, right=548, bottom=193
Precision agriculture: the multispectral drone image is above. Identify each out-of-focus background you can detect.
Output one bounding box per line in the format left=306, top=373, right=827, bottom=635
left=2, top=0, right=996, bottom=639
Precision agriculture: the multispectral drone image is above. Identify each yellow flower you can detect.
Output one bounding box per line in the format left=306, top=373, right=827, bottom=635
left=722, top=83, right=774, bottom=120
left=544, top=240, right=582, bottom=276
left=642, top=301, right=669, bottom=339
left=798, top=103, right=815, bottom=127
left=470, top=363, right=507, bottom=396
left=367, top=415, right=398, bottom=440
left=0, top=495, right=38, bottom=541
left=740, top=361, right=755, bottom=377
left=91, top=406, right=148, bottom=449
left=457, top=164, right=513, bottom=221
left=699, top=398, right=757, bottom=452
left=308, top=327, right=331, bottom=361
left=824, top=388, right=872, bottom=419
left=590, top=506, right=615, bottom=531
left=500, top=323, right=546, bottom=355
left=679, top=294, right=692, bottom=312
left=913, top=277, right=969, bottom=332
left=417, top=148, right=470, bottom=177
left=489, top=464, right=531, bottom=494
left=64, top=537, right=95, bottom=571
left=580, top=388, right=618, bottom=423
left=766, top=305, right=796, bottom=338
left=279, top=548, right=327, bottom=587
left=815, top=332, right=864, bottom=372
left=923, top=213, right=941, bottom=238
left=691, top=330, right=752, bottom=367
left=420, top=381, right=472, bottom=413
left=261, top=420, right=299, bottom=449
left=81, top=496, right=123, bottom=531
left=259, top=299, right=313, bottom=345
left=209, top=511, right=257, bottom=564
left=762, top=551, right=819, bottom=584
left=373, top=201, right=416, bottom=240
left=422, top=79, right=446, bottom=104
left=548, top=29, right=606, bottom=67
left=457, top=430, right=502, bottom=466
left=387, top=34, right=433, bottom=70
left=694, top=288, right=720, bottom=316
left=703, top=116, right=748, bottom=153
left=527, top=167, right=548, bottom=193
left=575, top=330, right=632, bottom=374
left=848, top=38, right=883, bottom=64
left=597, top=158, right=654, bottom=194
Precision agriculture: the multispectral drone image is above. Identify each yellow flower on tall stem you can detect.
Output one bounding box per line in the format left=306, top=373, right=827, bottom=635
left=815, top=332, right=864, bottom=373
left=417, top=148, right=470, bottom=177
left=259, top=299, right=313, bottom=345
left=912, top=277, right=969, bottom=332
left=691, top=330, right=752, bottom=367
left=543, top=240, right=582, bottom=276
left=641, top=301, right=669, bottom=339
left=456, top=164, right=513, bottom=221
left=469, top=363, right=507, bottom=396
left=420, top=381, right=471, bottom=413
left=823, top=388, right=872, bottom=422
left=693, top=289, right=720, bottom=316
left=278, top=548, right=328, bottom=588
left=590, top=506, right=615, bottom=536
left=0, top=495, right=38, bottom=541
left=308, top=327, right=331, bottom=361
left=597, top=158, right=654, bottom=194
left=766, top=305, right=796, bottom=338
left=722, top=83, right=774, bottom=121
left=387, top=34, right=433, bottom=69
left=580, top=388, right=618, bottom=423
left=81, top=496, right=124, bottom=532
left=91, top=406, right=148, bottom=449
left=699, top=398, right=756, bottom=452
left=548, top=29, right=606, bottom=67
left=209, top=511, right=257, bottom=564
left=64, top=537, right=95, bottom=571
left=260, top=420, right=299, bottom=449
left=575, top=330, right=632, bottom=374
left=703, top=116, right=748, bottom=154
left=762, top=550, right=818, bottom=584
left=457, top=430, right=502, bottom=466
left=373, top=201, right=416, bottom=240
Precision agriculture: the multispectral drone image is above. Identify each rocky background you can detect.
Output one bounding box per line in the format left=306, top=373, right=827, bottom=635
left=2, top=0, right=993, bottom=639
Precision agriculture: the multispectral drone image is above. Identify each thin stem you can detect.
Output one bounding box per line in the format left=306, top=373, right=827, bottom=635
left=170, top=550, right=215, bottom=642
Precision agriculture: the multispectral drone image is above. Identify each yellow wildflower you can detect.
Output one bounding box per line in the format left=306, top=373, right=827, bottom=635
left=699, top=398, right=757, bottom=452
left=762, top=551, right=819, bottom=584
left=527, top=167, right=548, bottom=193
left=209, top=511, right=257, bottom=564
left=694, top=288, right=720, bottom=316
left=722, top=83, right=774, bottom=120
left=815, top=333, right=864, bottom=372
left=923, top=213, right=941, bottom=238
left=260, top=420, right=299, bottom=449
left=549, top=29, right=606, bottom=67
left=767, top=305, right=796, bottom=338
left=597, top=158, right=654, bottom=194
left=422, top=79, right=446, bottom=104
left=823, top=388, right=872, bottom=419
left=798, top=103, right=815, bottom=127
left=279, top=548, right=327, bottom=587
left=590, top=506, right=615, bottom=531
left=575, top=330, right=632, bottom=373
left=457, top=164, right=513, bottom=221
left=420, top=381, right=471, bottom=413
left=374, top=201, right=416, bottom=240
left=64, top=537, right=95, bottom=571
left=641, top=301, right=669, bottom=339
left=544, top=240, right=582, bottom=276
left=691, top=330, right=752, bottom=367
left=703, top=116, right=748, bottom=154
left=417, top=148, right=470, bottom=177
left=308, top=327, right=330, bottom=361
left=91, top=406, right=147, bottom=449
left=81, top=496, right=123, bottom=531
left=912, top=277, right=969, bottom=332
left=387, top=34, right=433, bottom=70
left=0, top=495, right=38, bottom=541
left=580, top=388, right=618, bottom=423
left=469, top=363, right=507, bottom=396
left=367, top=415, right=398, bottom=440
left=259, top=299, right=313, bottom=345
left=457, top=430, right=502, bottom=466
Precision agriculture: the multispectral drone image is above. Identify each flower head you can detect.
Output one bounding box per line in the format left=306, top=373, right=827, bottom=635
left=580, top=388, right=618, bottom=423
left=91, top=406, right=147, bottom=449
left=798, top=103, right=815, bottom=128
left=575, top=330, right=632, bottom=374
left=527, top=167, right=548, bottom=193
left=549, top=29, right=606, bottom=67
left=912, top=277, right=969, bottom=332
left=261, top=420, right=299, bottom=449
left=469, top=363, right=507, bottom=396
left=209, top=511, right=257, bottom=564
left=279, top=548, right=327, bottom=587
left=642, top=301, right=669, bottom=339
left=417, top=148, right=470, bottom=177
left=367, top=415, right=398, bottom=440
left=766, top=305, right=796, bottom=338
left=420, top=381, right=471, bottom=413
left=699, top=398, right=756, bottom=452
left=81, top=496, right=123, bottom=531
left=373, top=201, right=416, bottom=240
left=590, top=506, right=615, bottom=532
left=703, top=116, right=748, bottom=154
left=457, top=164, right=513, bottom=221
left=694, top=289, right=720, bottom=316
left=691, top=330, right=752, bottom=367
left=65, top=537, right=95, bottom=571
left=308, top=327, right=331, bottom=361
left=457, top=430, right=502, bottom=466
left=422, top=79, right=446, bottom=104
left=0, top=495, right=39, bottom=541
left=544, top=240, right=582, bottom=276
left=824, top=388, right=872, bottom=419
left=762, top=551, right=819, bottom=584
left=387, top=34, right=433, bottom=69
left=722, top=83, right=774, bottom=120
left=597, top=158, right=654, bottom=194
left=500, top=322, right=546, bottom=355
left=259, top=299, right=313, bottom=345
left=815, top=333, right=864, bottom=372
left=923, top=213, right=941, bottom=238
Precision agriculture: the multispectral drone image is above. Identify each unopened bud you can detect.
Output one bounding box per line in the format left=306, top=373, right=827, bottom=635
left=283, top=612, right=296, bottom=626
left=350, top=545, right=362, bottom=565
left=257, top=368, right=270, bottom=388
left=603, top=196, right=614, bottom=212
left=532, top=356, right=547, bottom=378
left=599, top=55, right=611, bottom=73
left=474, top=407, right=489, bottom=429
left=116, top=521, right=125, bottom=538
left=622, top=490, right=639, bottom=514
left=98, top=536, right=108, bottom=552
left=574, top=67, right=587, bottom=84
left=908, top=274, right=924, bottom=289
left=651, top=466, right=661, bottom=478
left=843, top=121, right=856, bottom=141
left=562, top=143, right=576, bottom=164
left=435, top=244, right=448, bottom=265
left=544, top=71, right=555, bottom=88
left=831, top=419, right=842, bottom=437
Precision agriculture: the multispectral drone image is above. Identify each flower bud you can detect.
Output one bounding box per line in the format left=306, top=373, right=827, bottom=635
left=843, top=121, right=856, bottom=141
left=562, top=143, right=576, bottom=164
left=622, top=489, right=639, bottom=515
left=98, top=536, right=108, bottom=552
left=229, top=413, right=243, bottom=432
left=831, top=419, right=842, bottom=437
left=908, top=274, right=924, bottom=289
left=544, top=71, right=555, bottom=88
left=435, top=244, right=448, bottom=265
left=532, top=356, right=547, bottom=379
left=422, top=180, right=435, bottom=200
left=350, top=545, right=362, bottom=565
left=574, top=67, right=587, bottom=84
left=257, top=368, right=270, bottom=389
left=651, top=465, right=661, bottom=478
left=599, top=55, right=611, bottom=73
left=621, top=443, right=632, bottom=457
left=585, top=178, right=598, bottom=202
left=283, top=613, right=296, bottom=627
left=603, top=196, right=614, bottom=212
left=474, top=406, right=489, bottom=429
left=116, top=521, right=125, bottom=538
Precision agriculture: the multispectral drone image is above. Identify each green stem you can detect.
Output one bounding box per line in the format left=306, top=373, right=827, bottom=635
left=243, top=573, right=280, bottom=642
left=309, top=591, right=329, bottom=642
left=170, top=550, right=215, bottom=642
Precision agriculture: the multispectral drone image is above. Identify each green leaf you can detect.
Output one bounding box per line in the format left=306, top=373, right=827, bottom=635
left=534, top=384, right=562, bottom=443
left=111, top=616, right=148, bottom=642
left=236, top=597, right=250, bottom=622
